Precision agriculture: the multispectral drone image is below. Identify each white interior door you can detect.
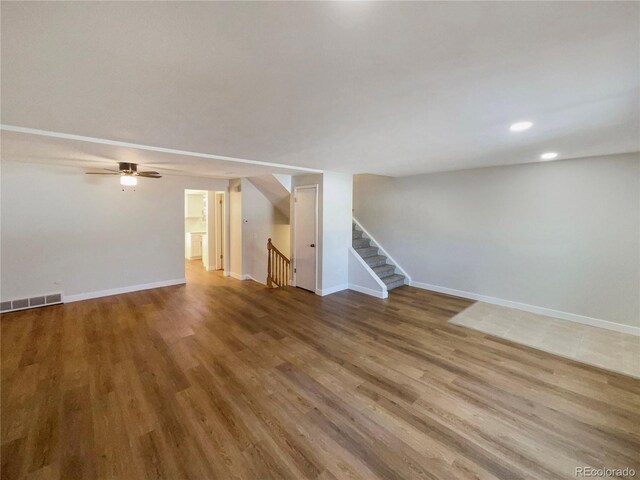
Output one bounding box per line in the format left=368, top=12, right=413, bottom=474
left=294, top=186, right=317, bottom=292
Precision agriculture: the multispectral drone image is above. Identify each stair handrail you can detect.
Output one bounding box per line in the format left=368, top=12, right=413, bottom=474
left=267, top=238, right=290, bottom=287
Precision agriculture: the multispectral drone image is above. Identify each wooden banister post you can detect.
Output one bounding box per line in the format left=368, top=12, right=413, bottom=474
left=266, top=238, right=290, bottom=288
left=267, top=238, right=273, bottom=287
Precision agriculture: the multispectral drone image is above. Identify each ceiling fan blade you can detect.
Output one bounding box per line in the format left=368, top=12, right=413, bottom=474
left=85, top=172, right=119, bottom=175
left=138, top=171, right=159, bottom=175
left=104, top=168, right=120, bottom=172
left=137, top=172, right=162, bottom=178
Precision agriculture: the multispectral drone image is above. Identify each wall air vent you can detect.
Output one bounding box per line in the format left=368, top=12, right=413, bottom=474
left=0, top=293, right=63, bottom=313
left=46, top=294, right=62, bottom=304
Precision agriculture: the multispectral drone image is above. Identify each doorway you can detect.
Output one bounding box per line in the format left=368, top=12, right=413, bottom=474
left=185, top=190, right=207, bottom=270
left=293, top=185, right=318, bottom=292
left=184, top=189, right=225, bottom=278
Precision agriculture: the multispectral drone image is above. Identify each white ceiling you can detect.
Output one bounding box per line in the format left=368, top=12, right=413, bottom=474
left=0, top=130, right=313, bottom=178
left=1, top=1, right=638, bottom=176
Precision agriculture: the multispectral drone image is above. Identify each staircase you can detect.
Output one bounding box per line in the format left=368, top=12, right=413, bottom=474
left=352, top=223, right=406, bottom=290
left=267, top=238, right=290, bottom=288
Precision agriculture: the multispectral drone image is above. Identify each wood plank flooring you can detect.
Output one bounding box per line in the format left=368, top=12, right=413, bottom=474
left=2, top=261, right=639, bottom=479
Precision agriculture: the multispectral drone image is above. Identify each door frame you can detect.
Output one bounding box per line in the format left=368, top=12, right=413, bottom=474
left=214, top=191, right=225, bottom=270
left=292, top=184, right=318, bottom=291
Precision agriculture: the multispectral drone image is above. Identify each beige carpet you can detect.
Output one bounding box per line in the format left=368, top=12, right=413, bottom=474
left=449, top=302, right=639, bottom=378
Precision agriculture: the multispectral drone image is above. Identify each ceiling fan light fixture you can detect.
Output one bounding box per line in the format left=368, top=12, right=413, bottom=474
left=120, top=175, right=137, bottom=187
left=86, top=162, right=160, bottom=183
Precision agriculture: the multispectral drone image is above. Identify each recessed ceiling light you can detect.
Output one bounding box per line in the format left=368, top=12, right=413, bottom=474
left=540, top=152, right=558, bottom=160
left=510, top=121, right=533, bottom=132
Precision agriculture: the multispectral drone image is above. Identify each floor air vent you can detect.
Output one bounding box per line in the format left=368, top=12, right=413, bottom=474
left=0, top=293, right=63, bottom=313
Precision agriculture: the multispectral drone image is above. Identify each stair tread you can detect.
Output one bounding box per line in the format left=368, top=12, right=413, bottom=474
left=352, top=238, right=370, bottom=248
left=382, top=274, right=405, bottom=285
left=378, top=272, right=396, bottom=279
left=364, top=255, right=388, bottom=267
left=386, top=281, right=405, bottom=291
left=355, top=246, right=378, bottom=257
left=372, top=264, right=394, bottom=272
left=373, top=265, right=395, bottom=278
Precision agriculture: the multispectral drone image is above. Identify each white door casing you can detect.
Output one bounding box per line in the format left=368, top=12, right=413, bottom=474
left=215, top=192, right=225, bottom=270
left=293, top=185, right=318, bottom=292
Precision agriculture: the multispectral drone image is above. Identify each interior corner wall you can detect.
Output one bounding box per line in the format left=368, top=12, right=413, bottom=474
left=240, top=178, right=290, bottom=285
left=353, top=153, right=640, bottom=328
left=0, top=161, right=229, bottom=301
left=320, top=172, right=353, bottom=293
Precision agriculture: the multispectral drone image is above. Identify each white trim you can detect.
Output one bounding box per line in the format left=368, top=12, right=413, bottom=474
left=246, top=275, right=266, bottom=285
left=410, top=281, right=640, bottom=336
left=1, top=124, right=322, bottom=174
left=292, top=184, right=319, bottom=293
left=229, top=272, right=249, bottom=281
left=215, top=191, right=225, bottom=271
left=348, top=246, right=388, bottom=299
left=64, top=278, right=186, bottom=303
left=348, top=284, right=388, bottom=299
left=315, top=284, right=349, bottom=296
left=352, top=217, right=411, bottom=283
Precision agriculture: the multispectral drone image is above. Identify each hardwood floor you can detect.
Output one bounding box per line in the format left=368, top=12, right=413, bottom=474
left=2, top=261, right=639, bottom=479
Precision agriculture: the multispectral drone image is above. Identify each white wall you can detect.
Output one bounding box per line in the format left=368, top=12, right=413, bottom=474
left=1, top=161, right=229, bottom=301
left=290, top=172, right=353, bottom=295
left=354, top=153, right=640, bottom=329
left=321, top=172, right=353, bottom=294
left=240, top=178, right=290, bottom=284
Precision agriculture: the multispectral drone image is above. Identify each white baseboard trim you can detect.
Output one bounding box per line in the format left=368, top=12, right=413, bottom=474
left=229, top=272, right=250, bottom=281
left=410, top=281, right=640, bottom=336
left=64, top=278, right=186, bottom=303
left=349, top=284, right=388, bottom=299
left=246, top=275, right=266, bottom=286
left=315, top=284, right=349, bottom=296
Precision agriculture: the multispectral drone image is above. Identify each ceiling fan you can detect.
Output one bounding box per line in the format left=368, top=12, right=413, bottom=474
left=86, top=162, right=162, bottom=186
